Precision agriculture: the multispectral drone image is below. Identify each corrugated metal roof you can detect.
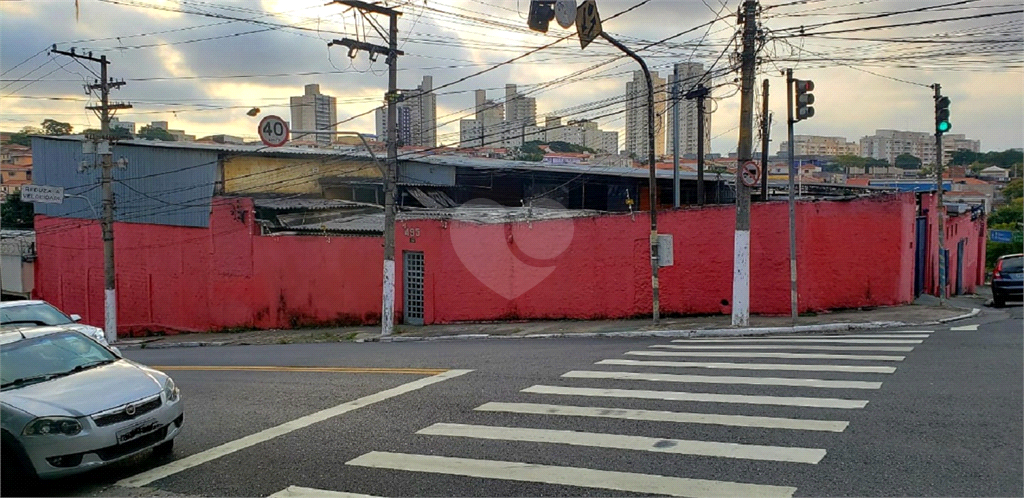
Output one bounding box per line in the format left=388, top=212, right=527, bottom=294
left=281, top=207, right=608, bottom=234
left=253, top=198, right=383, bottom=210
left=38, top=135, right=357, bottom=157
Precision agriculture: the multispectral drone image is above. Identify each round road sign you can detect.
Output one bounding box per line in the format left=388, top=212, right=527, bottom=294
left=555, top=0, right=577, bottom=28
left=740, top=161, right=760, bottom=187
left=258, top=115, right=289, bottom=147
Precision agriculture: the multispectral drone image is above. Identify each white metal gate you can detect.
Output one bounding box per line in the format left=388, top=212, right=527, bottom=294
left=403, top=251, right=424, bottom=325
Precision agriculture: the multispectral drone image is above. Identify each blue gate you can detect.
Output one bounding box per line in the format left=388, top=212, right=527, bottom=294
left=914, top=216, right=927, bottom=297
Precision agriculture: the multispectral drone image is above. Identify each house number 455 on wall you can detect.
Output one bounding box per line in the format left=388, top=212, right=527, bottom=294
left=404, top=227, right=421, bottom=240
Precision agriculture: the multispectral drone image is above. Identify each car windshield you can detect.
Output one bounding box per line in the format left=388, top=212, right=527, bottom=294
left=1000, top=257, right=1023, bottom=272
left=0, top=302, right=74, bottom=327
left=0, top=332, right=118, bottom=391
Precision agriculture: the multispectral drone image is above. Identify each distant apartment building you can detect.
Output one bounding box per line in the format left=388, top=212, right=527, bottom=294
left=109, top=117, right=136, bottom=135
left=544, top=117, right=618, bottom=154
left=460, top=85, right=540, bottom=149
left=375, top=75, right=437, bottom=148
left=290, top=84, right=337, bottom=146
left=0, top=144, right=32, bottom=200
left=624, top=70, right=666, bottom=160
left=860, top=129, right=980, bottom=165
left=149, top=121, right=195, bottom=142
left=779, top=135, right=860, bottom=157
left=666, top=62, right=711, bottom=158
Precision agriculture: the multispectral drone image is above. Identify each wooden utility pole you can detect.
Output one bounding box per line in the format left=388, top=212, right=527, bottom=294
left=732, top=0, right=758, bottom=327
left=50, top=46, right=131, bottom=343
left=760, top=79, right=771, bottom=201
left=332, top=1, right=403, bottom=336
left=685, top=84, right=710, bottom=206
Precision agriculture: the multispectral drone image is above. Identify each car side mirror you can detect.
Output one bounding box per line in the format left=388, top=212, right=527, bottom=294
left=70, top=314, right=82, bottom=322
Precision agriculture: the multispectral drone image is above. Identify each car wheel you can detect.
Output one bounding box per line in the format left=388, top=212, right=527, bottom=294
left=993, top=292, right=1006, bottom=307
left=152, top=439, right=174, bottom=458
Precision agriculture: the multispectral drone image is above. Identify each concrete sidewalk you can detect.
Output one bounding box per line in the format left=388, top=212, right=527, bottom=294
left=113, top=291, right=988, bottom=350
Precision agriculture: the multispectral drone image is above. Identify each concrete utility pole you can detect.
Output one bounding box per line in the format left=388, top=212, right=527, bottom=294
left=331, top=1, right=403, bottom=336
left=732, top=0, right=758, bottom=327
left=933, top=83, right=947, bottom=303
left=684, top=84, right=710, bottom=206
left=672, top=65, right=681, bottom=208
left=760, top=79, right=771, bottom=201
left=50, top=46, right=131, bottom=344
left=785, top=69, right=799, bottom=323
left=599, top=32, right=659, bottom=323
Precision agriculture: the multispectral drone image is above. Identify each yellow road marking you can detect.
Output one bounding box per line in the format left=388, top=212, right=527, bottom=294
left=152, top=365, right=449, bottom=375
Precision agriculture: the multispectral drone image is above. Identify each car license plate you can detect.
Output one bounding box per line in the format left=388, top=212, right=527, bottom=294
left=116, top=418, right=160, bottom=444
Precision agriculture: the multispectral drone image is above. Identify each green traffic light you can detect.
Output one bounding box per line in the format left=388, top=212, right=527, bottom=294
left=937, top=121, right=951, bottom=133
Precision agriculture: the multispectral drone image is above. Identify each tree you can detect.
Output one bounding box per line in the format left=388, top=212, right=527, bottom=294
left=1003, top=178, right=1023, bottom=203
left=833, top=154, right=866, bottom=174
left=950, top=149, right=978, bottom=166
left=0, top=191, right=34, bottom=229
left=138, top=125, right=176, bottom=141
left=41, top=119, right=72, bottom=136
left=894, top=153, right=922, bottom=170
left=7, top=126, right=40, bottom=146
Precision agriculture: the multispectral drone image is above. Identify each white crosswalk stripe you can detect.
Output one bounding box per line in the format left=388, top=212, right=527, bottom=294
left=652, top=344, right=914, bottom=352
left=670, top=338, right=923, bottom=344
left=475, top=401, right=850, bottom=432
left=562, top=370, right=883, bottom=389
left=674, top=334, right=929, bottom=340
left=626, top=350, right=905, bottom=361
left=417, top=423, right=827, bottom=463
left=598, top=359, right=897, bottom=373
left=522, top=384, right=869, bottom=408
left=346, top=451, right=798, bottom=498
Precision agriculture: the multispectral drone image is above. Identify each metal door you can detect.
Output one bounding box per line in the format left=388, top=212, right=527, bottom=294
left=914, top=216, right=927, bottom=297
left=403, top=251, right=425, bottom=325
left=956, top=239, right=965, bottom=296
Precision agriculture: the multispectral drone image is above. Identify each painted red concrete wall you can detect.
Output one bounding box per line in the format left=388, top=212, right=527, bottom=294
left=918, top=192, right=987, bottom=296
left=34, top=198, right=383, bottom=335
left=33, top=192, right=981, bottom=334
left=400, top=193, right=920, bottom=324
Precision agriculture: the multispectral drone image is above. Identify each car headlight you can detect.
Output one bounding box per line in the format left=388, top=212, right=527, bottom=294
left=163, top=377, right=180, bottom=403
left=23, top=417, right=82, bottom=436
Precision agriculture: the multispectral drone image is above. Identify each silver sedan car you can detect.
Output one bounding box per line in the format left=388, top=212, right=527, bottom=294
left=0, top=300, right=108, bottom=346
left=1, top=327, right=183, bottom=483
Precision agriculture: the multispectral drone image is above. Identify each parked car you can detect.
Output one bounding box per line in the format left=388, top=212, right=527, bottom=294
left=1, top=327, right=183, bottom=484
left=0, top=300, right=107, bottom=346
left=991, top=253, right=1023, bottom=307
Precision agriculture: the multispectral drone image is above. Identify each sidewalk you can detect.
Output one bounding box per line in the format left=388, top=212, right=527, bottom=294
left=113, top=292, right=988, bottom=350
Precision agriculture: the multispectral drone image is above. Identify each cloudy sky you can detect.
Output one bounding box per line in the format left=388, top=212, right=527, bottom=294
left=1, top=0, right=1021, bottom=155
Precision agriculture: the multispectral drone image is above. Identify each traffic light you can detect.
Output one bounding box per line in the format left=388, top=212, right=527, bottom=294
left=795, top=79, right=814, bottom=121
left=528, top=0, right=556, bottom=33
left=935, top=95, right=951, bottom=135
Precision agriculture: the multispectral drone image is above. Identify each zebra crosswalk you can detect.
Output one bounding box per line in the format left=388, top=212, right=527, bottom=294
left=337, top=329, right=934, bottom=497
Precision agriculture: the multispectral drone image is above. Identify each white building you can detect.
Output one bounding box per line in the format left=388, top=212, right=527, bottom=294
left=860, top=129, right=980, bottom=165
left=290, top=84, right=337, bottom=147
left=665, top=62, right=711, bottom=158
left=375, top=75, right=437, bottom=148
left=109, top=117, right=135, bottom=134
left=624, top=70, right=666, bottom=160
left=779, top=135, right=860, bottom=157
left=460, top=86, right=536, bottom=148
left=544, top=117, right=618, bottom=154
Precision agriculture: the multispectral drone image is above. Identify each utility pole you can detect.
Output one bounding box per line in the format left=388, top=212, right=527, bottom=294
left=933, top=83, right=948, bottom=303
left=672, top=65, right=680, bottom=208
left=50, top=46, right=131, bottom=344
left=760, top=79, right=771, bottom=201
left=732, top=0, right=758, bottom=327
left=331, top=1, right=403, bottom=335
left=786, top=69, right=814, bottom=323
left=685, top=84, right=710, bottom=206
left=600, top=32, right=659, bottom=323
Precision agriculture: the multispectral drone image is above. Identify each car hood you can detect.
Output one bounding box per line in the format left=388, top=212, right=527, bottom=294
left=3, top=361, right=165, bottom=417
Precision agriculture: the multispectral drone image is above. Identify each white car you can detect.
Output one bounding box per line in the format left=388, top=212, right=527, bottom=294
left=0, top=300, right=107, bottom=346
left=1, top=327, right=183, bottom=484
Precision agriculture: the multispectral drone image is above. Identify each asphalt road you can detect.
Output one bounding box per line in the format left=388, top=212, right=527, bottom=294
left=11, top=304, right=1022, bottom=498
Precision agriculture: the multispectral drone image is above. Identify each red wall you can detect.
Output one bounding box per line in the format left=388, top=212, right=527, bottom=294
left=398, top=193, right=919, bottom=324
left=918, top=192, right=987, bottom=296
left=34, top=198, right=383, bottom=335
left=35, top=192, right=982, bottom=334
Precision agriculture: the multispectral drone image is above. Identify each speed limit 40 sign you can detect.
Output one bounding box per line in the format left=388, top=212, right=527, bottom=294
left=258, top=115, right=289, bottom=147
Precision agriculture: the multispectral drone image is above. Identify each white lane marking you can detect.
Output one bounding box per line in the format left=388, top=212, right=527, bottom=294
left=475, top=401, right=850, bottom=432
left=653, top=344, right=914, bottom=352
left=597, top=359, right=897, bottom=374
left=347, top=451, right=797, bottom=498
left=522, top=385, right=869, bottom=409
left=672, top=333, right=932, bottom=340
left=117, top=369, right=474, bottom=488
left=417, top=423, right=827, bottom=464
left=269, top=487, right=382, bottom=498
left=627, top=350, right=905, bottom=361
left=671, top=338, right=923, bottom=344
left=563, top=370, right=882, bottom=390
left=950, top=324, right=979, bottom=331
